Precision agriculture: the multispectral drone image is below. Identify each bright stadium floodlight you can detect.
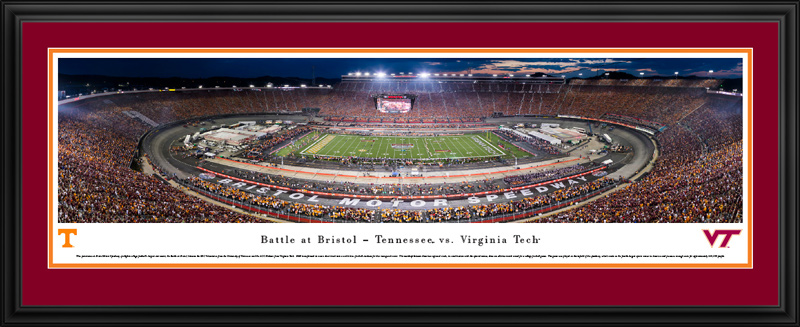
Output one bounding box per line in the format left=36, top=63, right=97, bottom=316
left=604, top=73, right=609, bottom=76
left=579, top=73, right=583, bottom=76
left=267, top=85, right=272, bottom=88
left=525, top=74, right=530, bottom=77
left=420, top=73, right=430, bottom=78
left=640, top=72, right=644, bottom=76
left=364, top=72, right=370, bottom=76
left=390, top=73, right=395, bottom=76
left=232, top=85, right=236, bottom=87
left=356, top=72, right=362, bottom=76
left=434, top=74, right=439, bottom=76
left=284, top=85, right=289, bottom=87
left=319, top=84, right=323, bottom=87
left=468, top=74, right=473, bottom=77
left=249, top=85, right=254, bottom=87
left=301, top=84, right=306, bottom=88
left=492, top=74, right=498, bottom=77
left=509, top=74, right=514, bottom=77
left=443, top=74, right=448, bottom=76
left=460, top=74, right=465, bottom=76
left=377, top=72, right=386, bottom=77
left=199, top=85, right=203, bottom=88
left=709, top=70, right=714, bottom=73
left=348, top=73, right=353, bottom=76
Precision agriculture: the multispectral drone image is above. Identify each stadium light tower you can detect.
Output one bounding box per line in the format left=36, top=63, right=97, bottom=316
left=674, top=72, right=679, bottom=79
left=639, top=72, right=644, bottom=78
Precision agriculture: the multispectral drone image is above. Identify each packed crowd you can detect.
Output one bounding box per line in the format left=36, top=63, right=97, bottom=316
left=184, top=174, right=615, bottom=222
left=68, top=79, right=723, bottom=125
left=330, top=207, right=374, bottom=222
left=602, top=113, right=665, bottom=132
left=472, top=178, right=615, bottom=218
left=243, top=126, right=313, bottom=159
left=57, top=78, right=741, bottom=224
left=320, top=80, right=719, bottom=121
left=503, top=163, right=589, bottom=186
left=680, top=96, right=744, bottom=150
left=426, top=207, right=472, bottom=222
left=551, top=84, right=709, bottom=123
left=226, top=168, right=504, bottom=196
left=535, top=120, right=743, bottom=223
left=494, top=130, right=562, bottom=155
left=58, top=104, right=266, bottom=223
left=380, top=209, right=424, bottom=223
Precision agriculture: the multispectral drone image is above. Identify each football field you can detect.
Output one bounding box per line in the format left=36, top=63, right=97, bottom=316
left=298, top=133, right=527, bottom=160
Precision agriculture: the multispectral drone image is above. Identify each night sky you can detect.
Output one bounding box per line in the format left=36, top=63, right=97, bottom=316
left=59, top=58, right=743, bottom=79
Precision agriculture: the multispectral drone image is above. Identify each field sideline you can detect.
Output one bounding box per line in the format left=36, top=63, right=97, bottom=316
left=293, top=133, right=532, bottom=160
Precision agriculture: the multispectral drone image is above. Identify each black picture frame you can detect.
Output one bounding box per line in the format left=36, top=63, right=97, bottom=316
left=2, top=1, right=797, bottom=326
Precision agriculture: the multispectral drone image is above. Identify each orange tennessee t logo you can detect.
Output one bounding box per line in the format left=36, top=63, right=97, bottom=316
left=58, top=229, right=77, bottom=248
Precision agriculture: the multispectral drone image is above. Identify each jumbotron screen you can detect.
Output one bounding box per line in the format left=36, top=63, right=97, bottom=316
left=377, top=95, right=412, bottom=113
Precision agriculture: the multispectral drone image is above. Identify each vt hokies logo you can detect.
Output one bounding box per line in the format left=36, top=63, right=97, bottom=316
left=702, top=229, right=741, bottom=248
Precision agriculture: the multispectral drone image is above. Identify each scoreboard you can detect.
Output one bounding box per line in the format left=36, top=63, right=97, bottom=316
left=376, top=94, right=413, bottom=113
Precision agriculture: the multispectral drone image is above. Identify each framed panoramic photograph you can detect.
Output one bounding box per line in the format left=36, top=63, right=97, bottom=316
left=2, top=1, right=797, bottom=326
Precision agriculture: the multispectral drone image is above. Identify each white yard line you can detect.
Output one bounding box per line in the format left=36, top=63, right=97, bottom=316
left=477, top=134, right=507, bottom=157
left=299, top=133, right=328, bottom=155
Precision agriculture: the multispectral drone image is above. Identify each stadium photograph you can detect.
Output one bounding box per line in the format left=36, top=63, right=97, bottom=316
left=56, top=56, right=745, bottom=224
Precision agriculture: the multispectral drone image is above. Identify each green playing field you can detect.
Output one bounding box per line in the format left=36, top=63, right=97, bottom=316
left=296, top=133, right=530, bottom=160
